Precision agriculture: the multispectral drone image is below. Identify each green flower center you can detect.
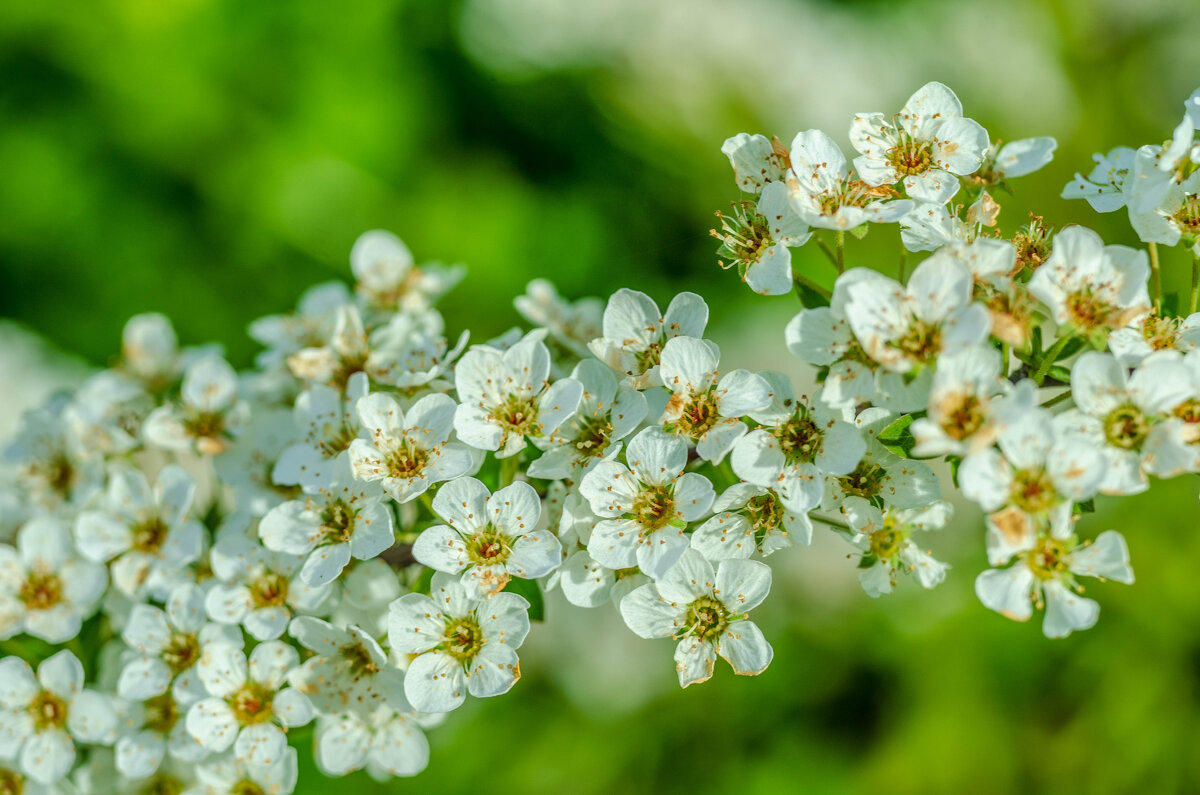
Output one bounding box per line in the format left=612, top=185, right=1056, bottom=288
left=321, top=499, right=357, bottom=543
left=777, top=413, right=823, bottom=465
left=839, top=461, right=886, bottom=499
left=316, top=421, right=359, bottom=459
left=1173, top=195, right=1200, bottom=239
left=1103, top=404, right=1150, bottom=450
left=1026, top=537, right=1070, bottom=580
left=132, top=516, right=170, bottom=554
left=162, top=632, right=200, bottom=674
left=32, top=453, right=75, bottom=497
left=28, top=690, right=68, bottom=731
left=340, top=641, right=381, bottom=677
left=685, top=596, right=729, bottom=642
left=744, top=492, right=785, bottom=538
left=489, top=394, right=541, bottom=441
left=441, top=617, right=484, bottom=662
left=572, top=413, right=613, bottom=458
left=631, top=485, right=676, bottom=532
left=937, top=392, right=986, bottom=441
left=0, top=767, right=24, bottom=795
left=249, top=571, right=289, bottom=609
left=712, top=200, right=772, bottom=269
left=183, top=410, right=225, bottom=441
left=230, top=781, right=265, bottom=795
left=19, top=569, right=63, bottom=611
left=1010, top=468, right=1056, bottom=514
left=633, top=341, right=664, bottom=374
left=143, top=693, right=180, bottom=734
left=229, top=682, right=274, bottom=725
left=466, top=526, right=512, bottom=565
left=893, top=321, right=942, bottom=363
left=1142, top=315, right=1182, bottom=350
left=888, top=133, right=934, bottom=177
left=136, top=774, right=185, bottom=795
left=868, top=517, right=904, bottom=560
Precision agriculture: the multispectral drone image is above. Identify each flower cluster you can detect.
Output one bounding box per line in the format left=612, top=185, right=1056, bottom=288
left=0, top=82, right=1195, bottom=791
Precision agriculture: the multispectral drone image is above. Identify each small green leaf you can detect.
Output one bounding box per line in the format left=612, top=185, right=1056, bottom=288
left=1074, top=499, right=1095, bottom=514
left=795, top=282, right=831, bottom=308
left=849, top=223, right=870, bottom=240
left=504, top=577, right=546, bottom=622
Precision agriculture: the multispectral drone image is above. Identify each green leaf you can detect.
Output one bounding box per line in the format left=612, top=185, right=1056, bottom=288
left=1074, top=499, right=1095, bottom=514
left=795, top=282, right=831, bottom=308
left=849, top=223, right=870, bottom=240
left=877, top=413, right=920, bottom=458
left=503, top=577, right=546, bottom=622
left=1030, top=325, right=1043, bottom=357
left=1046, top=364, right=1072, bottom=383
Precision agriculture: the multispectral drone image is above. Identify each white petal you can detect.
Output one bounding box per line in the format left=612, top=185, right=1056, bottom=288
left=717, top=619, right=773, bottom=676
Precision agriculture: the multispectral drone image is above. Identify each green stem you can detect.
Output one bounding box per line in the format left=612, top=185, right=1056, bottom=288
left=1148, top=242, right=1162, bottom=314
left=499, top=455, right=519, bottom=488
left=1000, top=342, right=1010, bottom=377
left=810, top=512, right=852, bottom=533
left=815, top=238, right=839, bottom=269
left=1039, top=390, right=1074, bottom=409
left=898, top=249, right=907, bottom=283
left=834, top=230, right=846, bottom=275
left=1191, top=253, right=1199, bottom=315
left=1032, top=334, right=1073, bottom=385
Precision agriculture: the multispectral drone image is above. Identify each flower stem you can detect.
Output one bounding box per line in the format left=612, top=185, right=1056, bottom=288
left=1191, top=253, right=1199, bottom=315
left=1032, top=334, right=1073, bottom=385
left=499, top=454, right=519, bottom=488
left=792, top=271, right=832, bottom=303
left=1039, top=390, right=1074, bottom=410
left=834, top=230, right=846, bottom=274
left=1148, top=242, right=1162, bottom=314
left=810, top=512, right=852, bottom=533
left=815, top=238, right=839, bottom=269
left=898, top=249, right=907, bottom=283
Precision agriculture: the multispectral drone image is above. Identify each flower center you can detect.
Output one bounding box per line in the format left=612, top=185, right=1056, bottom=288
left=1142, top=314, right=1182, bottom=350
left=143, top=693, right=180, bottom=734
left=888, top=133, right=934, bottom=177
left=489, top=394, right=541, bottom=441
left=229, top=682, right=274, bottom=725
left=386, top=441, right=429, bottom=479
left=315, top=421, right=359, bottom=459
left=230, top=781, right=265, bottom=795
left=466, top=527, right=512, bottom=565
left=838, top=461, right=886, bottom=499
left=744, top=492, right=784, bottom=538
left=441, top=617, right=484, bottom=662
left=340, top=641, right=381, bottom=676
left=1010, top=468, right=1056, bottom=514
left=1026, top=537, right=1070, bottom=580
left=1173, top=195, right=1200, bottom=239
left=1012, top=216, right=1052, bottom=272
left=137, top=775, right=186, bottom=795
left=666, top=390, right=720, bottom=440
left=132, top=516, right=170, bottom=554
left=572, top=413, right=613, bottom=458
left=631, top=485, right=676, bottom=532
left=1103, top=404, right=1150, bottom=450
left=183, top=410, right=225, bottom=441
left=28, top=690, right=68, bottom=731
left=712, top=200, right=772, bottom=269
left=634, top=341, right=664, bottom=374
left=33, top=453, right=75, bottom=497
left=321, top=500, right=357, bottom=543
left=1065, top=291, right=1116, bottom=331
left=248, top=571, right=289, bottom=609
left=777, top=413, right=823, bottom=464
left=19, top=569, right=63, bottom=611
left=685, top=596, right=729, bottom=642
left=0, top=767, right=23, bottom=795
left=893, top=321, right=942, bottom=363
left=868, top=517, right=903, bottom=560
left=937, top=391, right=987, bottom=441
left=162, top=632, right=200, bottom=673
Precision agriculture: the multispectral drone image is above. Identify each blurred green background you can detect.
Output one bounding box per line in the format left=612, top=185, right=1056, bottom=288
left=3, top=0, right=1200, bottom=792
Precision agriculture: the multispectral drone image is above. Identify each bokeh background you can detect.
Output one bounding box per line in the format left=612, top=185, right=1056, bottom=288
left=3, top=0, right=1200, bottom=792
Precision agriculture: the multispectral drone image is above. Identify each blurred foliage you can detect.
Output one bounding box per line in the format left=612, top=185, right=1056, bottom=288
left=3, top=0, right=1200, bottom=793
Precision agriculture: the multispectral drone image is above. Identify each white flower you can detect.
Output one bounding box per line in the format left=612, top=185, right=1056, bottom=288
left=204, top=535, right=334, bottom=641
left=730, top=371, right=864, bottom=512
left=4, top=399, right=103, bottom=509
left=412, top=478, right=561, bottom=598
left=822, top=409, right=939, bottom=511
left=188, top=746, right=298, bottom=795
left=287, top=616, right=406, bottom=717
left=121, top=313, right=217, bottom=392
left=839, top=496, right=950, bottom=597
left=712, top=181, right=811, bottom=296
left=842, top=254, right=990, bottom=373
left=619, top=549, right=773, bottom=688
left=554, top=494, right=649, bottom=609
left=249, top=281, right=351, bottom=370
left=785, top=275, right=878, bottom=411
left=898, top=201, right=973, bottom=252
left=330, top=558, right=402, bottom=638
left=1056, top=351, right=1195, bottom=492
left=1128, top=170, right=1200, bottom=256
left=0, top=651, right=118, bottom=785
left=975, top=509, right=1133, bottom=638
left=587, top=289, right=709, bottom=388
left=850, top=81, right=989, bottom=204
left=527, top=359, right=647, bottom=480
left=958, top=406, right=1105, bottom=526
left=580, top=428, right=715, bottom=579
left=658, top=336, right=771, bottom=463
left=690, top=483, right=808, bottom=561
left=1027, top=225, right=1151, bottom=337
left=1061, top=147, right=1137, bottom=212
left=64, top=371, right=150, bottom=458
left=314, top=704, right=430, bottom=779
left=364, top=309, right=469, bottom=391
left=350, top=229, right=464, bottom=314
left=75, top=464, right=203, bottom=599
left=1108, top=312, right=1200, bottom=367
left=973, top=137, right=1057, bottom=185
left=273, top=372, right=368, bottom=490
left=911, top=347, right=1027, bottom=458
left=0, top=517, right=106, bottom=643
left=513, top=279, right=604, bottom=360
left=212, top=406, right=300, bottom=519
left=387, top=572, right=530, bottom=714
left=119, top=583, right=241, bottom=705
left=284, top=304, right=373, bottom=389
left=114, top=686, right=206, bottom=780
left=786, top=129, right=913, bottom=230
left=453, top=331, right=583, bottom=458
left=186, top=641, right=312, bottom=766
left=721, top=132, right=787, bottom=194
left=348, top=391, right=474, bottom=503
left=143, top=356, right=248, bottom=455
left=259, top=457, right=395, bottom=587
